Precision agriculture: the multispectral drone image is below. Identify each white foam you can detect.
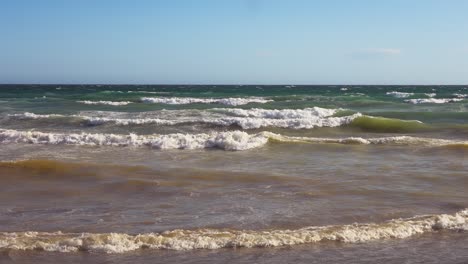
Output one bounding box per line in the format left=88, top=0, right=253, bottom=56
left=0, top=129, right=269, bottom=151
left=207, top=107, right=360, bottom=129
left=424, top=93, right=436, bottom=98
left=9, top=112, right=65, bottom=119
left=266, top=133, right=468, bottom=146
left=454, top=93, right=468, bottom=98
left=386, top=91, right=414, bottom=98
left=209, top=114, right=361, bottom=129
left=1, top=209, right=467, bottom=253
left=81, top=111, right=360, bottom=129
left=77, top=101, right=132, bottom=106
left=141, top=97, right=272, bottom=106
left=8, top=107, right=360, bottom=130
left=215, top=107, right=338, bottom=119
left=82, top=117, right=179, bottom=126
left=405, top=98, right=464, bottom=104
left=1, top=129, right=466, bottom=150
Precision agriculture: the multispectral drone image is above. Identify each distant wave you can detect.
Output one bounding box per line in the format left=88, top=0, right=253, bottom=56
left=127, top=91, right=170, bottom=94
left=7, top=109, right=429, bottom=132
left=8, top=112, right=66, bottom=119
left=1, top=129, right=467, bottom=151
left=405, top=98, right=464, bottom=104
left=7, top=108, right=362, bottom=129
left=76, top=100, right=132, bottom=106
left=1, top=209, right=467, bottom=253
left=386, top=91, right=414, bottom=98
left=205, top=107, right=359, bottom=129
left=101, top=90, right=124, bottom=94
left=140, top=97, right=272, bottom=106
left=213, top=107, right=338, bottom=119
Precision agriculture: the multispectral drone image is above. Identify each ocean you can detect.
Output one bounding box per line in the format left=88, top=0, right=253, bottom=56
left=0, top=84, right=467, bottom=263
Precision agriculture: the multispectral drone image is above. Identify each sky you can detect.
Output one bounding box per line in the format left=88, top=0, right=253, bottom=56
left=1, top=0, right=468, bottom=84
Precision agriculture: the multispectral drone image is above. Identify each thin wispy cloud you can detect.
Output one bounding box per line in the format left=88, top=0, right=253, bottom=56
left=365, top=48, right=401, bottom=55
left=351, top=48, right=402, bottom=59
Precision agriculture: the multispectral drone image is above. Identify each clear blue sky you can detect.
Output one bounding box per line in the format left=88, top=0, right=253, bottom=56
left=1, top=0, right=468, bottom=84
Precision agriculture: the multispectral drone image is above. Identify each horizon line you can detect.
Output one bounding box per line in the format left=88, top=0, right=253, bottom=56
left=1, top=83, right=467, bottom=86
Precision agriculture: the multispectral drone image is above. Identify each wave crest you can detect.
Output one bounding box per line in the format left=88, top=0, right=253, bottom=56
left=0, top=129, right=268, bottom=151
left=214, top=107, right=338, bottom=119
left=8, top=107, right=361, bottom=130
left=405, top=98, right=463, bottom=104
left=1, top=129, right=467, bottom=150
left=350, top=116, right=427, bottom=132
left=386, top=91, right=414, bottom=98
left=140, top=97, right=272, bottom=106
left=77, top=101, right=132, bottom=106
left=1, top=209, right=467, bottom=253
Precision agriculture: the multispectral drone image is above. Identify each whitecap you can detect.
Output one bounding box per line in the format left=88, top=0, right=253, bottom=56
left=140, top=97, right=272, bottom=106
left=9, top=107, right=361, bottom=130
left=77, top=101, right=132, bottom=106
left=405, top=98, right=463, bottom=104
left=1, top=209, right=467, bottom=253
left=0, top=129, right=269, bottom=151
left=386, top=91, right=414, bottom=98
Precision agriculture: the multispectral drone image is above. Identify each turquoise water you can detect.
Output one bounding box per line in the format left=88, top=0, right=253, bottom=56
left=1, top=85, right=467, bottom=135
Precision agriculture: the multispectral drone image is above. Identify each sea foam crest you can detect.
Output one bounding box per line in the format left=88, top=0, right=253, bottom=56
left=8, top=107, right=360, bottom=129
left=1, top=129, right=467, bottom=150
left=0, top=129, right=268, bottom=151
left=405, top=98, right=463, bottom=104
left=1, top=209, right=467, bottom=253
left=140, top=97, right=272, bottom=106
left=265, top=133, right=468, bottom=146
left=386, top=91, right=414, bottom=98
left=454, top=93, right=468, bottom=98
left=77, top=101, right=132, bottom=106
left=208, top=107, right=360, bottom=129
left=82, top=117, right=179, bottom=126
left=8, top=112, right=65, bottom=119
left=210, top=114, right=361, bottom=129
left=215, top=107, right=338, bottom=119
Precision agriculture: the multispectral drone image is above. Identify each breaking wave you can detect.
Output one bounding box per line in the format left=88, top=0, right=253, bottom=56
left=405, top=98, right=464, bottom=104
left=76, top=101, right=132, bottom=106
left=1, top=129, right=467, bottom=150
left=7, top=108, right=362, bottom=129
left=0, top=129, right=269, bottom=151
left=8, top=112, right=66, bottom=119
left=213, top=107, right=337, bottom=119
left=1, top=209, right=467, bottom=253
left=386, top=91, right=414, bottom=98
left=140, top=97, right=272, bottom=106
left=267, top=133, right=468, bottom=146
left=8, top=108, right=433, bottom=133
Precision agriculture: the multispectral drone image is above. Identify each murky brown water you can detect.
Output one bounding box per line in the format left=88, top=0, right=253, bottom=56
left=1, top=142, right=467, bottom=263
